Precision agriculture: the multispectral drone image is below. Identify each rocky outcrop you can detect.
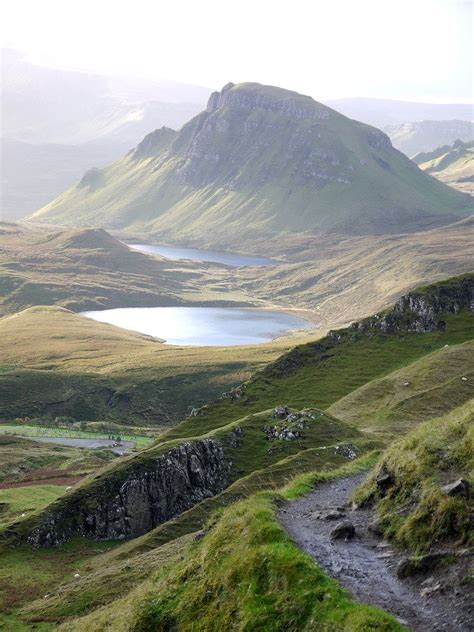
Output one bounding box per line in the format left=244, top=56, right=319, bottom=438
left=345, top=273, right=474, bottom=335
left=25, top=439, right=230, bottom=547
left=132, top=126, right=177, bottom=160
left=207, top=82, right=331, bottom=121
left=78, top=167, right=105, bottom=191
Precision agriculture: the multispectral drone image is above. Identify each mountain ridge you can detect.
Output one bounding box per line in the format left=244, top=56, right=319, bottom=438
left=34, top=82, right=473, bottom=249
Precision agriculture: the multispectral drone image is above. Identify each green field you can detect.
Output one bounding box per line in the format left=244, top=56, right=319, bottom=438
left=0, top=425, right=154, bottom=449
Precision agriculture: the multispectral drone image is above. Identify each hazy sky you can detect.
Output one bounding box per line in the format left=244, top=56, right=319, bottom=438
left=1, top=0, right=472, bottom=102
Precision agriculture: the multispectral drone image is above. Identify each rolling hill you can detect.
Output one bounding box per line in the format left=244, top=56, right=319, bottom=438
left=33, top=82, right=473, bottom=249
left=414, top=139, right=473, bottom=195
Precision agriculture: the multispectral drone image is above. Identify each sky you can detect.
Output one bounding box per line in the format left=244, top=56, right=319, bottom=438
left=0, top=0, right=472, bottom=102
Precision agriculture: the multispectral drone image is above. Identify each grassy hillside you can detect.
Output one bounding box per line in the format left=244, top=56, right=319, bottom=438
left=161, top=295, right=474, bottom=443
left=354, top=399, right=473, bottom=552
left=0, top=306, right=286, bottom=424
left=1, top=273, right=473, bottom=629
left=328, top=340, right=474, bottom=435
left=52, top=492, right=401, bottom=632
left=415, top=139, right=473, bottom=195
left=2, top=218, right=474, bottom=331
left=33, top=82, right=473, bottom=248
left=0, top=223, right=253, bottom=317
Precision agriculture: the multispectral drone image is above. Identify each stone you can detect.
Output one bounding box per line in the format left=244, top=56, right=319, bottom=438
left=330, top=521, right=355, bottom=540
left=442, top=479, right=470, bottom=498
left=396, top=552, right=452, bottom=579
left=323, top=510, right=345, bottom=521
left=420, top=582, right=441, bottom=598
left=273, top=406, right=290, bottom=419
left=368, top=519, right=384, bottom=537
left=26, top=439, right=231, bottom=547
left=376, top=470, right=394, bottom=494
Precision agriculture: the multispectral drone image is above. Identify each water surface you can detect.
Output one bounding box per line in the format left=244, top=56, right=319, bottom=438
left=82, top=307, right=311, bottom=346
left=128, top=243, right=277, bottom=267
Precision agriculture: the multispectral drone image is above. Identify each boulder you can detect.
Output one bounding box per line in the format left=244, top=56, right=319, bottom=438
left=368, top=519, right=384, bottom=537
left=330, top=521, right=355, bottom=540
left=376, top=469, right=394, bottom=495
left=442, top=479, right=470, bottom=498
left=396, top=552, right=453, bottom=579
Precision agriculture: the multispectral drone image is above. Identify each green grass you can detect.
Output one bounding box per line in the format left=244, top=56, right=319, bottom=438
left=0, top=435, right=116, bottom=485
left=354, top=399, right=473, bottom=553
left=0, top=304, right=287, bottom=424
left=328, top=339, right=474, bottom=435
left=0, top=425, right=154, bottom=449
left=52, top=494, right=402, bottom=631
left=0, top=538, right=118, bottom=617
left=0, top=485, right=68, bottom=533
left=162, top=309, right=474, bottom=443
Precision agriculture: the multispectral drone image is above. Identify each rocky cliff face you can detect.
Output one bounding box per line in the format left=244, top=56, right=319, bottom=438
left=351, top=273, right=474, bottom=334
left=26, top=439, right=230, bottom=547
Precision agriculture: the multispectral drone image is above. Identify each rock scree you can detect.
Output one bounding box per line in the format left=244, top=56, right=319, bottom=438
left=279, top=473, right=473, bottom=631
left=24, top=438, right=231, bottom=547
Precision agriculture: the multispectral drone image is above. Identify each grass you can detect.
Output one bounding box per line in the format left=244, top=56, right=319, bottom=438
left=0, top=435, right=116, bottom=485
left=161, top=308, right=474, bottom=443
left=0, top=304, right=288, bottom=424
left=0, top=425, right=154, bottom=450
left=353, top=399, right=473, bottom=553
left=0, top=485, right=67, bottom=530
left=0, top=538, right=118, bottom=623
left=328, top=339, right=474, bottom=436
left=53, top=493, right=403, bottom=632
left=3, top=406, right=367, bottom=544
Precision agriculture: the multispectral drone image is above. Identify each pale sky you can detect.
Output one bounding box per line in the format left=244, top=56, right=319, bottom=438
left=1, top=0, right=472, bottom=102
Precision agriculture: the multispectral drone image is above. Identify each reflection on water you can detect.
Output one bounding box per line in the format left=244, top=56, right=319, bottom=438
left=82, top=307, right=311, bottom=346
left=128, top=243, right=277, bottom=267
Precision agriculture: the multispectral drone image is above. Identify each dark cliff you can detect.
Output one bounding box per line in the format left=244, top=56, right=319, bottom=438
left=22, top=439, right=230, bottom=547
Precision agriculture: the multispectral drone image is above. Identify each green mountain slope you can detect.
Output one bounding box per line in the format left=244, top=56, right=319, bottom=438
left=33, top=82, right=473, bottom=249
left=328, top=340, right=474, bottom=434
left=414, top=139, right=474, bottom=195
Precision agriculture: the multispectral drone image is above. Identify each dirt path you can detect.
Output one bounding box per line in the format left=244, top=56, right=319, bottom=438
left=279, top=473, right=472, bottom=631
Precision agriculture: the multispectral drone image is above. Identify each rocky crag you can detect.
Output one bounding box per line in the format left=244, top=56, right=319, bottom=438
left=24, top=439, right=230, bottom=547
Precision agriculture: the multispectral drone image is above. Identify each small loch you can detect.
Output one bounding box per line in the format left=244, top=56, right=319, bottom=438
left=127, top=243, right=277, bottom=267
left=82, top=306, right=311, bottom=346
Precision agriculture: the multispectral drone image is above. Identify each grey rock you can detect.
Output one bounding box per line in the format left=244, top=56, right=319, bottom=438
left=26, top=439, right=230, bottom=547
left=442, top=479, right=470, bottom=498
left=330, top=521, right=356, bottom=540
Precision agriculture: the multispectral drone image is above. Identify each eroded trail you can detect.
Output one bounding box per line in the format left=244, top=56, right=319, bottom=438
left=279, top=474, right=472, bottom=631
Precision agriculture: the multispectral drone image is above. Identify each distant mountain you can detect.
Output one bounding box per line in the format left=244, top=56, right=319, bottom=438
left=34, top=82, right=473, bottom=248
left=0, top=49, right=210, bottom=220
left=1, top=49, right=209, bottom=145
left=325, top=97, right=473, bottom=129
left=386, top=120, right=474, bottom=157
left=414, top=139, right=474, bottom=195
